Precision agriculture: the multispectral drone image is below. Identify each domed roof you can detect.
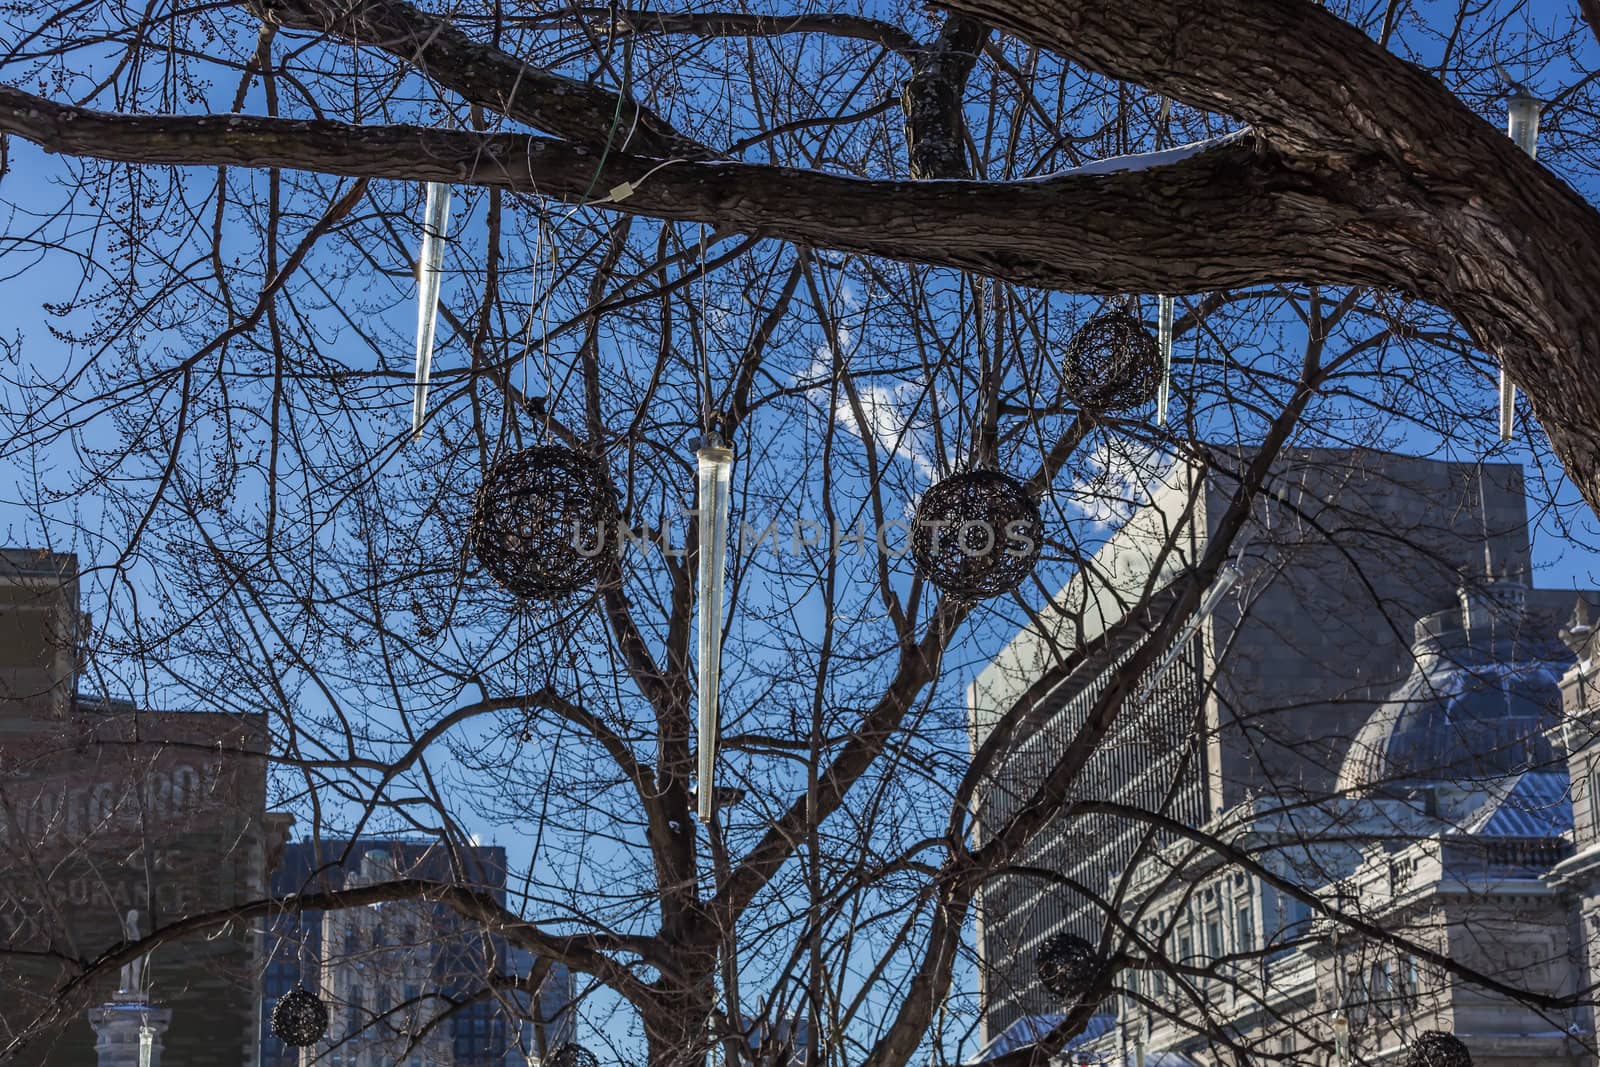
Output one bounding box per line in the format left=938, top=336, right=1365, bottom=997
left=1337, top=588, right=1572, bottom=796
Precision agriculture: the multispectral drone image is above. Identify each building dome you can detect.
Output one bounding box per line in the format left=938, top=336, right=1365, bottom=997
left=1336, top=584, right=1572, bottom=796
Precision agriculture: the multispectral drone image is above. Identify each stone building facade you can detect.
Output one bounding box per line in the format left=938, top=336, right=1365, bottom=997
left=1548, top=598, right=1600, bottom=1067
left=1075, top=586, right=1592, bottom=1066
left=966, top=450, right=1600, bottom=1066
left=0, top=549, right=275, bottom=1065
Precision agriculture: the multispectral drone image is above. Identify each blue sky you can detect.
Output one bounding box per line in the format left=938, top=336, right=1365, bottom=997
left=4, top=1, right=1600, bottom=1061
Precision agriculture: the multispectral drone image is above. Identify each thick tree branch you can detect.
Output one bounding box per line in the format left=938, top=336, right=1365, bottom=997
left=252, top=0, right=707, bottom=158
left=1583, top=0, right=1600, bottom=50
left=902, top=15, right=990, bottom=179
left=936, top=0, right=1476, bottom=163
left=561, top=8, right=921, bottom=57
left=930, top=0, right=1600, bottom=515
left=0, top=92, right=1362, bottom=292
left=8, top=77, right=1600, bottom=518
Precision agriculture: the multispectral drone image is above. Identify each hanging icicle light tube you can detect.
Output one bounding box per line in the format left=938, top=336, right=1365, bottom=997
left=695, top=431, right=734, bottom=822
left=1498, top=88, right=1541, bottom=443
left=412, top=181, right=452, bottom=439
left=1156, top=294, right=1175, bottom=426
left=1506, top=88, right=1541, bottom=157
left=1138, top=564, right=1242, bottom=701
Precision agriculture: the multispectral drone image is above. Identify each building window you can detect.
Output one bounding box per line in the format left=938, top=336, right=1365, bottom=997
left=1283, top=893, right=1312, bottom=942
left=1398, top=955, right=1419, bottom=1007
left=1236, top=902, right=1255, bottom=953
left=1371, top=960, right=1392, bottom=1016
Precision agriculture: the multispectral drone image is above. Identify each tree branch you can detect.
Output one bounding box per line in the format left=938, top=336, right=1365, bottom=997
left=557, top=8, right=921, bottom=57
left=252, top=0, right=707, bottom=158
left=3, top=879, right=655, bottom=1061
left=902, top=15, right=990, bottom=179
left=0, top=91, right=1365, bottom=293
left=9, top=70, right=1600, bottom=517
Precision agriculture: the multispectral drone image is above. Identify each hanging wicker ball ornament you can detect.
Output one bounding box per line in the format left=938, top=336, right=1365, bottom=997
left=911, top=469, right=1042, bottom=600
left=547, top=1044, right=601, bottom=1067
left=470, top=446, right=620, bottom=600
left=1405, top=1032, right=1472, bottom=1067
left=271, top=986, right=329, bottom=1048
left=1063, top=309, right=1163, bottom=412
left=1035, top=932, right=1105, bottom=1000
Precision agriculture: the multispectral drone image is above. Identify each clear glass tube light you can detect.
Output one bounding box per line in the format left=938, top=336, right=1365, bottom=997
left=1500, top=91, right=1541, bottom=442
left=1507, top=90, right=1541, bottom=159
left=1140, top=564, right=1241, bottom=699
left=696, top=432, right=735, bottom=821
left=412, top=182, right=452, bottom=439
left=1156, top=295, right=1175, bottom=426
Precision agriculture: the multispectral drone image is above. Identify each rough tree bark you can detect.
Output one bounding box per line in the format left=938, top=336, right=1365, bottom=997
left=902, top=16, right=989, bottom=180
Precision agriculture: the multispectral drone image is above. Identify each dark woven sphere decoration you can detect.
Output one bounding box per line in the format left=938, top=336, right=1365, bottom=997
left=1036, top=932, right=1104, bottom=999
left=547, top=1044, right=601, bottom=1067
left=470, top=446, right=619, bottom=600
left=270, top=987, right=328, bottom=1048
left=911, top=469, right=1042, bottom=600
left=1406, top=1032, right=1472, bottom=1067
left=1063, top=309, right=1163, bottom=412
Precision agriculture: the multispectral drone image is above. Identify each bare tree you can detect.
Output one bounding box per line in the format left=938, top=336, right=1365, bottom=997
left=0, top=2, right=1598, bottom=1066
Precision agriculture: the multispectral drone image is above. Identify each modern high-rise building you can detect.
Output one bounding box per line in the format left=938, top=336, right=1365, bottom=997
left=965, top=447, right=1593, bottom=1056
left=262, top=837, right=573, bottom=1067
left=0, top=549, right=275, bottom=1065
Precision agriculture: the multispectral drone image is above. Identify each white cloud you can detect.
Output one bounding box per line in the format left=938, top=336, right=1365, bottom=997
left=1060, top=436, right=1170, bottom=532
left=804, top=331, right=933, bottom=477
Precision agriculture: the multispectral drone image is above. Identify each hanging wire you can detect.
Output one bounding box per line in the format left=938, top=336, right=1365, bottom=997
left=517, top=205, right=559, bottom=441
left=521, top=209, right=546, bottom=403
